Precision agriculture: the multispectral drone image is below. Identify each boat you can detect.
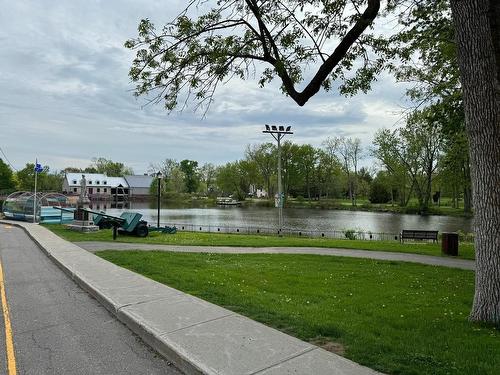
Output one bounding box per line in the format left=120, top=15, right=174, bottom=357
left=216, top=197, right=241, bottom=206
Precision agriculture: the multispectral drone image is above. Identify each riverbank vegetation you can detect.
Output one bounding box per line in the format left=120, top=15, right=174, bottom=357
left=141, top=131, right=472, bottom=218
left=45, top=225, right=475, bottom=260
left=97, top=251, right=497, bottom=375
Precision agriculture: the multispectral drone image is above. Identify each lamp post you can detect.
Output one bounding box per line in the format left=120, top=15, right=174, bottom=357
left=262, top=125, right=293, bottom=233
left=156, top=171, right=162, bottom=228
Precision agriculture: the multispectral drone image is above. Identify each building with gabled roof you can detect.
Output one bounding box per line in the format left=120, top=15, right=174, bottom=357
left=62, top=173, right=129, bottom=200
left=124, top=175, right=153, bottom=198
left=62, top=173, right=154, bottom=200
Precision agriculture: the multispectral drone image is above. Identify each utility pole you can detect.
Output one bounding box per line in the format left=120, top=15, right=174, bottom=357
left=156, top=171, right=162, bottom=228
left=262, top=125, right=293, bottom=234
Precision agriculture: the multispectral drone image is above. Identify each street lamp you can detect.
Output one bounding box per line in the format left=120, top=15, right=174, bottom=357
left=263, top=124, right=293, bottom=233
left=156, top=171, right=162, bottom=228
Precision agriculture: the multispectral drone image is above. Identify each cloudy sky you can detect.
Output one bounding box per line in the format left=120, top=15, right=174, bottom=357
left=0, top=0, right=408, bottom=174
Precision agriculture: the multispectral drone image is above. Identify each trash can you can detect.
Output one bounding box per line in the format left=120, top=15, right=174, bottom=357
left=442, top=232, right=459, bottom=256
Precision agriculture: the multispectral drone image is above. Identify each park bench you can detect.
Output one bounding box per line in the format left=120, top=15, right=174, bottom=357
left=400, top=229, right=438, bottom=243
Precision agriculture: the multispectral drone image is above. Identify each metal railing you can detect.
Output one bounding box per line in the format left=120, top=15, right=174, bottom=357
left=166, top=223, right=474, bottom=243
left=168, top=223, right=401, bottom=241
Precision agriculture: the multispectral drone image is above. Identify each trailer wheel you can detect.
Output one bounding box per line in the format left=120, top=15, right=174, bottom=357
left=136, top=224, right=149, bottom=237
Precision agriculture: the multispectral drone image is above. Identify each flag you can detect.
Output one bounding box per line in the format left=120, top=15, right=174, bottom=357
left=34, top=162, right=43, bottom=173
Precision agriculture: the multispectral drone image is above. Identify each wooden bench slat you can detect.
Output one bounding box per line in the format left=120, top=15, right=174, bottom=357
left=400, top=229, right=438, bottom=242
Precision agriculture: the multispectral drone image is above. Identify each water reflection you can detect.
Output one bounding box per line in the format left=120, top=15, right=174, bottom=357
left=98, top=201, right=472, bottom=234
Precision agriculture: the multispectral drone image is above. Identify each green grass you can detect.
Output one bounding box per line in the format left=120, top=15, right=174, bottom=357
left=45, top=224, right=475, bottom=260
left=97, top=251, right=498, bottom=375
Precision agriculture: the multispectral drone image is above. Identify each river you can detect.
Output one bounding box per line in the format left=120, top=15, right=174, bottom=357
left=90, top=201, right=472, bottom=235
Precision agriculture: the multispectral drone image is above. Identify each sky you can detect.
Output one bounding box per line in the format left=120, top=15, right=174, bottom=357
left=0, top=0, right=409, bottom=174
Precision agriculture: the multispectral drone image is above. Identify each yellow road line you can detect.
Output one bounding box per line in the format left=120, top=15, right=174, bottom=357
left=0, top=258, right=17, bottom=375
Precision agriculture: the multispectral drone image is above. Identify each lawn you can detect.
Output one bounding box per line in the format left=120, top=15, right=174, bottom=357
left=97, top=251, right=498, bottom=375
left=45, top=224, right=475, bottom=260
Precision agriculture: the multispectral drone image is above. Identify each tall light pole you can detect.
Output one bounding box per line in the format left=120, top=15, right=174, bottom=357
left=263, top=125, right=293, bottom=233
left=156, top=171, right=162, bottom=228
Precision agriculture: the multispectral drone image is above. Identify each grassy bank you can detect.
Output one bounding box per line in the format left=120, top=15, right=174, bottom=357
left=97, top=251, right=498, bottom=375
left=45, top=224, right=475, bottom=260
left=269, top=198, right=473, bottom=218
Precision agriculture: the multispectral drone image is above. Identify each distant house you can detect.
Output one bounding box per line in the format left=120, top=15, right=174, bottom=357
left=249, top=185, right=268, bottom=198
left=124, top=175, right=154, bottom=198
left=62, top=173, right=129, bottom=200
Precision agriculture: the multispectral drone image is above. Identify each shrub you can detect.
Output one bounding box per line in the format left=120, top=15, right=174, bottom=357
left=344, top=229, right=357, bottom=240
left=369, top=182, right=391, bottom=204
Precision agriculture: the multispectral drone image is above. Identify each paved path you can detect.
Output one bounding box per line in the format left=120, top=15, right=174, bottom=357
left=0, top=224, right=182, bottom=375
left=77, top=241, right=476, bottom=271
left=1, top=220, right=383, bottom=375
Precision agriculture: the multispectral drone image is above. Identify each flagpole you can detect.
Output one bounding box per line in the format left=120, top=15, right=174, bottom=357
left=33, top=158, right=37, bottom=223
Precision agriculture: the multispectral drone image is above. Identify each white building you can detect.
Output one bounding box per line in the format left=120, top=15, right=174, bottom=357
left=249, top=185, right=268, bottom=198
left=62, top=173, right=129, bottom=200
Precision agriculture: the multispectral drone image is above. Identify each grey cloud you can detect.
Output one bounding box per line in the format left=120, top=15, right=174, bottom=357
left=0, top=0, right=407, bottom=172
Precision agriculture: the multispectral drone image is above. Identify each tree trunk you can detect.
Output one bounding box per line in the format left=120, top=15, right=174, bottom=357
left=424, top=165, right=433, bottom=212
left=451, top=0, right=500, bottom=324
left=452, top=185, right=457, bottom=209
left=353, top=165, right=358, bottom=206
left=404, top=180, right=415, bottom=207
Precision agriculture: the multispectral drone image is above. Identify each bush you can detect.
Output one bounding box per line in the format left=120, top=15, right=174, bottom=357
left=369, top=182, right=391, bottom=204
left=344, top=229, right=357, bottom=240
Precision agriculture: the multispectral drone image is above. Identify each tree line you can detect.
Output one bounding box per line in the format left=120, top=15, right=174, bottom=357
left=1, top=122, right=473, bottom=216
left=143, top=123, right=471, bottom=216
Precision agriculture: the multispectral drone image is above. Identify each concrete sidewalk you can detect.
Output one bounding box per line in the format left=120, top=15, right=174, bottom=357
left=1, top=220, right=381, bottom=375
left=77, top=241, right=475, bottom=271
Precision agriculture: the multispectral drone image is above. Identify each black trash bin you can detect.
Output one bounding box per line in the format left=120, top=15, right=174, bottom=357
left=442, top=232, right=459, bottom=256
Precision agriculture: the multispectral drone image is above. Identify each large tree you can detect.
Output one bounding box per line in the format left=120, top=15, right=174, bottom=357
left=373, top=117, right=443, bottom=213
left=15, top=164, right=63, bottom=192
left=179, top=159, right=200, bottom=193
left=0, top=158, right=16, bottom=192
left=245, top=143, right=276, bottom=198
left=90, top=157, right=134, bottom=176
left=127, top=0, right=500, bottom=323
left=449, top=0, right=500, bottom=323
left=384, top=0, right=472, bottom=214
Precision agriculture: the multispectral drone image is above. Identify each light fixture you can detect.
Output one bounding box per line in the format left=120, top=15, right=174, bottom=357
left=262, top=124, right=295, bottom=235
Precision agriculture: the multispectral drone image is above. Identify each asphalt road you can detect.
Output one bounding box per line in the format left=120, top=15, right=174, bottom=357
left=0, top=224, right=182, bottom=375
